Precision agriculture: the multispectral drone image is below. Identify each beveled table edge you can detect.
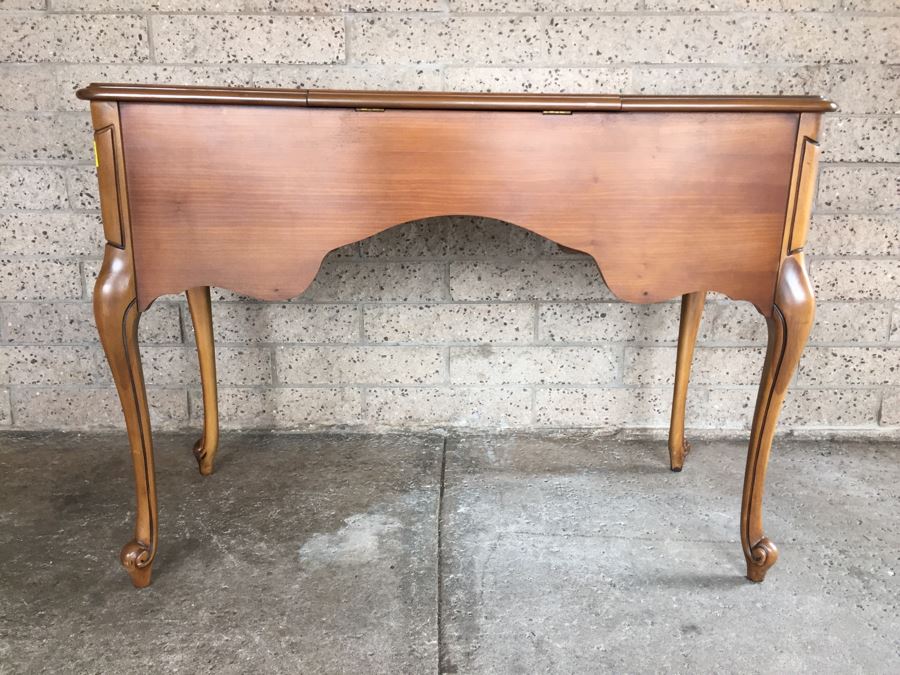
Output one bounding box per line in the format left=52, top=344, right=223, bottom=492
left=76, top=83, right=838, bottom=112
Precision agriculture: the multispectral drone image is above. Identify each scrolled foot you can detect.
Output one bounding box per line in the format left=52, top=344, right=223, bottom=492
left=670, top=439, right=691, bottom=472
left=745, top=537, right=779, bottom=582
left=120, top=539, right=154, bottom=588
left=193, top=437, right=214, bottom=476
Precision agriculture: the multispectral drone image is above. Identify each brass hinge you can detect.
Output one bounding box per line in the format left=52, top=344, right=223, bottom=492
left=355, top=107, right=385, bottom=112
left=542, top=110, right=572, bottom=115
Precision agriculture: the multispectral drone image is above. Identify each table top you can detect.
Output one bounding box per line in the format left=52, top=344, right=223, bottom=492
left=76, top=82, right=837, bottom=112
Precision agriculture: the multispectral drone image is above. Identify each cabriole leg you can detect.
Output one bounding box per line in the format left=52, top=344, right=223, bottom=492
left=668, top=291, right=706, bottom=471
left=94, top=245, right=158, bottom=588
left=742, top=254, right=815, bottom=582
left=186, top=286, right=219, bottom=476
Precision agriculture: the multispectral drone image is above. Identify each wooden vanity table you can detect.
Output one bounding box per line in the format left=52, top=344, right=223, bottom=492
left=76, top=83, right=835, bottom=588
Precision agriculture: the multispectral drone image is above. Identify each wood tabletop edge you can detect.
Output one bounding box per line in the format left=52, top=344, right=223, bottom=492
left=75, top=83, right=838, bottom=112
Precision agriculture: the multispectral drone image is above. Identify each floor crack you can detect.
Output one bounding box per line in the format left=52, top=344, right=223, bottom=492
left=436, top=435, right=448, bottom=675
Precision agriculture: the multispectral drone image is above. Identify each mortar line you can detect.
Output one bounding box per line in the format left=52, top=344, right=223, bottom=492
left=436, top=435, right=448, bottom=675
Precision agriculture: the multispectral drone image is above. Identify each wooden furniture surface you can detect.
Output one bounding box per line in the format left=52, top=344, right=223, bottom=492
left=77, top=83, right=834, bottom=589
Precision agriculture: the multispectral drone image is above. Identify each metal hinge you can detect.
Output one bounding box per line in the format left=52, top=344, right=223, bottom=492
left=542, top=110, right=572, bottom=115
left=355, top=107, right=385, bottom=112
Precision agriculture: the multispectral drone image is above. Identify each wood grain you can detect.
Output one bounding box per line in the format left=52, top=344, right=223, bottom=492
left=91, top=100, right=157, bottom=588
left=668, top=291, right=706, bottom=472
left=82, top=84, right=833, bottom=587
left=742, top=253, right=815, bottom=582
left=783, top=113, right=823, bottom=255
left=76, top=83, right=837, bottom=112
left=120, top=104, right=799, bottom=313
left=186, top=286, right=219, bottom=477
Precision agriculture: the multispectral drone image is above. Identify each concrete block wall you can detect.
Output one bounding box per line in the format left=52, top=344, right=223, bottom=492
left=0, top=1, right=897, bottom=434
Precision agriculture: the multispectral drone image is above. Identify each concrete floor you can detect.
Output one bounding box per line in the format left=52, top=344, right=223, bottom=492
left=0, top=432, right=896, bottom=674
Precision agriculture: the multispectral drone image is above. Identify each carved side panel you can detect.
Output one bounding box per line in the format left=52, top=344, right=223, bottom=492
left=780, top=113, right=823, bottom=257
left=92, top=102, right=137, bottom=250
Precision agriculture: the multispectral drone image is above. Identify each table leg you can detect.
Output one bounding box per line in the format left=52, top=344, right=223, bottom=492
left=94, top=245, right=157, bottom=588
left=742, top=253, right=814, bottom=582
left=668, top=291, right=706, bottom=471
left=186, top=286, right=219, bottom=476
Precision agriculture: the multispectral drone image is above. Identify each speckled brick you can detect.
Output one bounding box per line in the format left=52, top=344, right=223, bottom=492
left=359, top=218, right=450, bottom=259
left=300, top=261, right=445, bottom=302
left=80, top=259, right=101, bottom=296
left=449, top=0, right=642, bottom=10
left=0, top=212, right=102, bottom=257
left=809, top=302, right=893, bottom=344
left=812, top=260, right=900, bottom=301
left=367, top=387, right=531, bottom=428
left=1, top=301, right=181, bottom=344
left=0, top=113, right=92, bottom=162
left=699, top=298, right=893, bottom=345
left=0, top=0, right=46, bottom=9
left=0, top=65, right=58, bottom=112
left=349, top=16, right=605, bottom=66
left=65, top=167, right=99, bottom=210
left=632, top=65, right=899, bottom=115
left=0, top=166, right=67, bottom=210
left=704, top=388, right=881, bottom=429
left=881, top=389, right=899, bottom=425
left=698, top=388, right=761, bottom=430
left=0, top=14, right=149, bottom=63
left=0, top=259, right=81, bottom=301
left=212, top=303, right=360, bottom=344
left=0, top=346, right=110, bottom=386
left=250, top=64, right=442, bottom=92
left=534, top=387, right=692, bottom=427
left=625, top=347, right=765, bottom=386
left=449, top=346, right=619, bottom=385
left=799, top=347, right=900, bottom=385
left=364, top=304, right=533, bottom=344
left=11, top=387, right=188, bottom=430
left=359, top=217, right=546, bottom=259
left=807, top=214, right=899, bottom=256
left=697, top=302, right=767, bottom=344
left=814, top=66, right=900, bottom=114
left=842, top=0, right=900, bottom=11
left=783, top=388, right=882, bottom=428
left=152, top=15, right=344, bottom=65
left=0, top=388, right=10, bottom=425
left=816, top=166, right=899, bottom=213
left=53, top=0, right=444, bottom=10
left=538, top=303, right=680, bottom=343
left=205, top=387, right=363, bottom=428
left=276, top=346, right=444, bottom=385
left=822, top=117, right=900, bottom=162
left=892, top=305, right=900, bottom=342
left=351, top=15, right=898, bottom=66
left=645, top=0, right=838, bottom=9
left=450, top=260, right=612, bottom=302
left=141, top=346, right=272, bottom=386
left=1, top=0, right=896, bottom=436
left=444, top=67, right=631, bottom=93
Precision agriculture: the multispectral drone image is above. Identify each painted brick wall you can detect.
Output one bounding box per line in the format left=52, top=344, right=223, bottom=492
left=0, top=1, right=897, bottom=434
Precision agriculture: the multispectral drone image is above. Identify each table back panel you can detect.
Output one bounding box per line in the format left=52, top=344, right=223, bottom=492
left=119, top=104, right=799, bottom=312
